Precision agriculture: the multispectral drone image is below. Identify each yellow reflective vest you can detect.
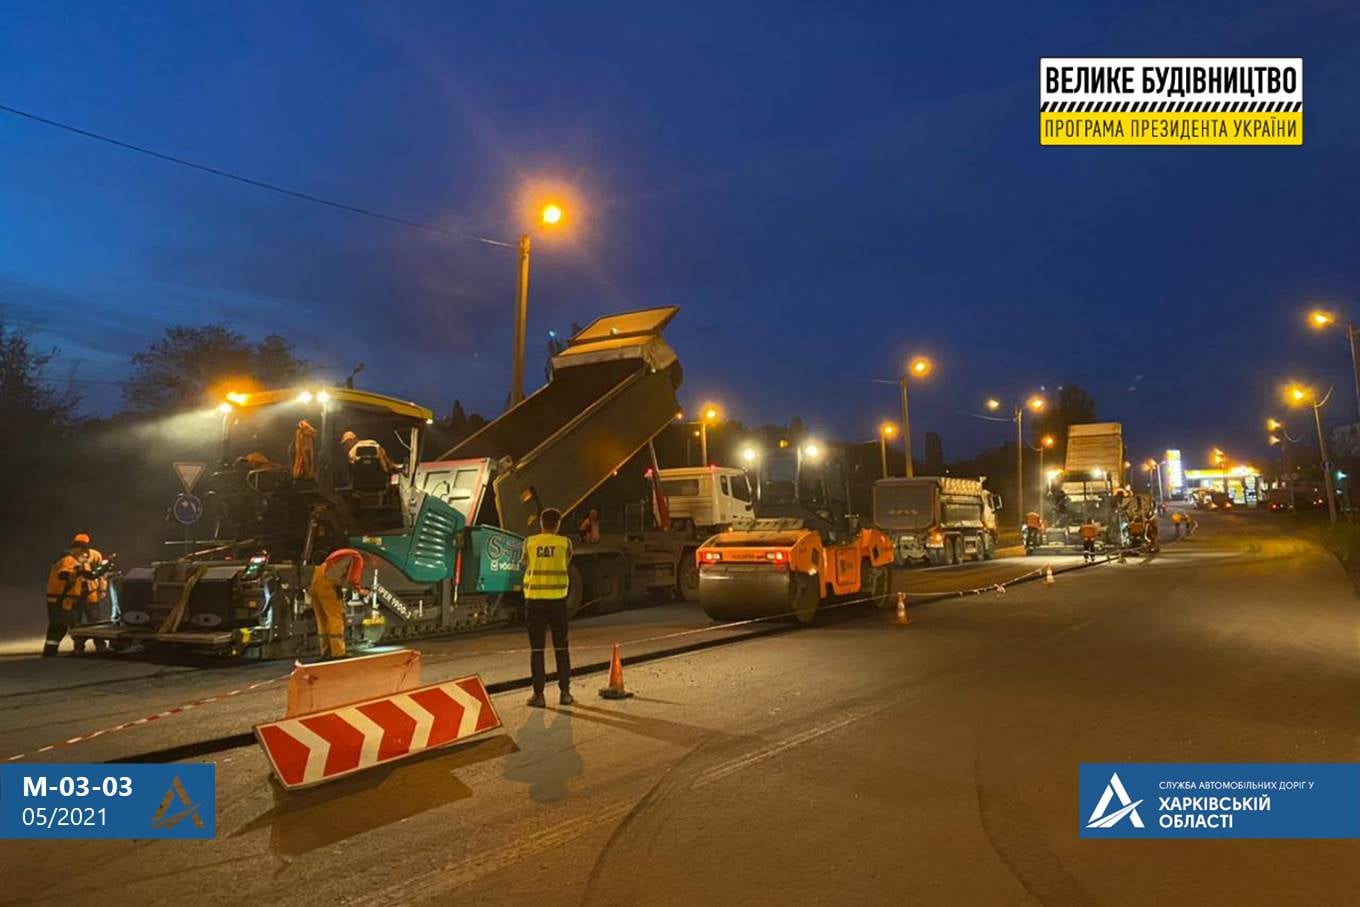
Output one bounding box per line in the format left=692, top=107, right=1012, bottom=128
left=45, top=555, right=85, bottom=610
left=523, top=533, right=572, bottom=601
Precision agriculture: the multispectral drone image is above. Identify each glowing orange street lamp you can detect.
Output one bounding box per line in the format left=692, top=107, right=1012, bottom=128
left=985, top=394, right=1048, bottom=530
left=1286, top=382, right=1338, bottom=523
left=1306, top=308, right=1360, bottom=421
left=510, top=202, right=568, bottom=407
left=898, top=356, right=932, bottom=477
left=692, top=403, right=722, bottom=465
left=879, top=421, right=898, bottom=478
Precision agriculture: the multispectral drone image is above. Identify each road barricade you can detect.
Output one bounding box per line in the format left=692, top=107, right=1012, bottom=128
left=285, top=649, right=423, bottom=718
left=258, top=649, right=502, bottom=791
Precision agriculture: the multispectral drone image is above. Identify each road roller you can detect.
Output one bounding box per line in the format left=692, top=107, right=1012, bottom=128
left=697, top=441, right=894, bottom=623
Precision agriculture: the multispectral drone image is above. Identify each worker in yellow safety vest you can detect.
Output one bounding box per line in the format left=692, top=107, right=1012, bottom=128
left=309, top=548, right=369, bottom=659
left=44, top=534, right=95, bottom=657
left=520, top=508, right=574, bottom=707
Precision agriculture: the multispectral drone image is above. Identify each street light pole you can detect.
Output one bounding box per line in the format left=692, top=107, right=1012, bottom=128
left=880, top=432, right=889, bottom=479
left=1015, top=407, right=1024, bottom=531
left=1312, top=390, right=1338, bottom=524
left=899, top=376, right=914, bottom=478
left=1347, top=324, right=1360, bottom=422
left=510, top=233, right=531, bottom=407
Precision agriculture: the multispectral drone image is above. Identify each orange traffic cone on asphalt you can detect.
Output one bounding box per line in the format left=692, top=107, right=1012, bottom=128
left=1044, top=566, right=1055, bottom=586
left=599, top=643, right=634, bottom=700
left=893, top=591, right=910, bottom=626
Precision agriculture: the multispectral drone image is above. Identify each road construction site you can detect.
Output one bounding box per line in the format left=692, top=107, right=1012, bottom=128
left=2, top=510, right=1357, bottom=905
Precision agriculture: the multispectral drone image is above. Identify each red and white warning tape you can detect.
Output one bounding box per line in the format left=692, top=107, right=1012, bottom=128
left=4, top=673, right=288, bottom=762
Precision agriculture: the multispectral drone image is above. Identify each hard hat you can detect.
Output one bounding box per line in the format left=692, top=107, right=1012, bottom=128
left=71, top=533, right=91, bottom=546
left=340, top=430, right=358, bottom=444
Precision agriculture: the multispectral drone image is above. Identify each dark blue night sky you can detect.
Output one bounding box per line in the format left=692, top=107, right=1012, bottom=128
left=3, top=2, right=1359, bottom=468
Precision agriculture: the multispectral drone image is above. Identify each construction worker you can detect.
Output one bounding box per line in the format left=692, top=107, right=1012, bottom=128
left=44, top=535, right=94, bottom=656
left=521, top=508, right=574, bottom=707
left=343, top=430, right=395, bottom=472
left=1170, top=510, right=1186, bottom=538
left=1023, top=511, right=1043, bottom=552
left=290, top=419, right=318, bottom=480
left=1127, top=511, right=1146, bottom=551
left=579, top=508, right=602, bottom=544
left=78, top=542, right=110, bottom=653
left=1079, top=518, right=1100, bottom=564
left=1145, top=514, right=1161, bottom=553
left=308, top=548, right=368, bottom=659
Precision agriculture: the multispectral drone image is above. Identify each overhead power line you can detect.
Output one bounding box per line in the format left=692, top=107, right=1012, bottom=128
left=0, top=102, right=514, bottom=248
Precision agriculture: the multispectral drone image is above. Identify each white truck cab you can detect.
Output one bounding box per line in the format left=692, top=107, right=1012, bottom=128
left=657, top=466, right=754, bottom=532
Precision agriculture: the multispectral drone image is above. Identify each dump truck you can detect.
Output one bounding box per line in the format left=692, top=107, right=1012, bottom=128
left=872, top=476, right=1001, bottom=566
left=696, top=442, right=895, bottom=623
left=1030, top=422, right=1130, bottom=554
left=655, top=466, right=755, bottom=532
left=81, top=307, right=700, bottom=657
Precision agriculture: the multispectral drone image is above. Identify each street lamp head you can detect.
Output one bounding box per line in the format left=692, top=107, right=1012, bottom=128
left=1266, top=418, right=1282, bottom=431
left=740, top=445, right=759, bottom=464
left=1269, top=435, right=1282, bottom=445
left=985, top=398, right=1001, bottom=411
left=1041, top=434, right=1056, bottom=448
left=1285, top=384, right=1313, bottom=406
left=1027, top=395, right=1046, bottom=413
left=880, top=421, right=897, bottom=438
left=908, top=356, right=932, bottom=378
left=540, top=203, right=564, bottom=226
left=803, top=442, right=823, bottom=460
left=702, top=404, right=721, bottom=423
left=1308, top=309, right=1335, bottom=329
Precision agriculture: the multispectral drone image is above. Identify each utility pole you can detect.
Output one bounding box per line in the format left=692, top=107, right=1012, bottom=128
left=509, top=233, right=531, bottom=407
left=1015, top=408, right=1023, bottom=531
left=1348, top=323, right=1360, bottom=422
left=899, top=376, right=914, bottom=478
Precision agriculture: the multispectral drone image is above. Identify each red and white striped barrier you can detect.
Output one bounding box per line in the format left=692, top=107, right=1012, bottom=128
left=254, top=674, right=501, bottom=790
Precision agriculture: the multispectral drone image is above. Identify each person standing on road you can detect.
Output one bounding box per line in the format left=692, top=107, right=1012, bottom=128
left=1145, top=514, right=1160, bottom=553
left=1079, top=518, right=1099, bottom=564
left=78, top=542, right=110, bottom=653
left=521, top=508, right=574, bottom=707
left=43, top=534, right=95, bottom=657
left=308, top=548, right=368, bottom=659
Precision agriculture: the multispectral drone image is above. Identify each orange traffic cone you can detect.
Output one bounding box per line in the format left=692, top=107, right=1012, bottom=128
left=1044, top=566, right=1055, bottom=586
left=599, top=643, right=634, bottom=700
left=893, top=591, right=910, bottom=626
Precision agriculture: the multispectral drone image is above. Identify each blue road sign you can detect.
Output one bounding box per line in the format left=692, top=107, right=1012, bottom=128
left=172, top=493, right=203, bottom=525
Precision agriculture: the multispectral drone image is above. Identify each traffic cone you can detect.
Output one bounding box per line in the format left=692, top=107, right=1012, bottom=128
left=893, top=591, right=910, bottom=625
left=598, top=643, right=633, bottom=700
left=1044, top=566, right=1055, bottom=586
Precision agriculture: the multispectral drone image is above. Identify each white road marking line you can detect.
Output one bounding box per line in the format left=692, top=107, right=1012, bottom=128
left=692, top=700, right=897, bottom=789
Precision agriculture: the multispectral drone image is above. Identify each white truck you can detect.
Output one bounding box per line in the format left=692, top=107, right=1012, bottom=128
left=656, top=466, right=754, bottom=533
left=872, top=476, right=1002, bottom=566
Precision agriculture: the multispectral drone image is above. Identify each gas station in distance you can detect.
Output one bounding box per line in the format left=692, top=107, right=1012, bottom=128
left=1156, top=448, right=1265, bottom=507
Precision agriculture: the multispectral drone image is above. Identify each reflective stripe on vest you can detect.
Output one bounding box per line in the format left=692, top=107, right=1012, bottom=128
left=523, top=533, right=571, bottom=600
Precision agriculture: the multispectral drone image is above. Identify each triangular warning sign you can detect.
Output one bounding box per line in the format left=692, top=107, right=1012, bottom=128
left=173, top=461, right=206, bottom=494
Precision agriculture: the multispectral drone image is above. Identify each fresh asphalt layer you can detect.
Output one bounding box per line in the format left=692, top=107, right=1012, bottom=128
left=1, top=512, right=1354, bottom=904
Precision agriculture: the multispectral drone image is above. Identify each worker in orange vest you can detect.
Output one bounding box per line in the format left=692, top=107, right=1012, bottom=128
left=43, top=534, right=95, bottom=656
left=1079, top=519, right=1100, bottom=563
left=79, top=542, right=111, bottom=653
left=309, top=548, right=369, bottom=659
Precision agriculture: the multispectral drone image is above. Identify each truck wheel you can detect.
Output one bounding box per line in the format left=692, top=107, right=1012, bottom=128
left=927, top=548, right=946, bottom=567
left=947, top=537, right=960, bottom=566
left=677, top=550, right=700, bottom=602
left=982, top=534, right=995, bottom=560
left=589, top=558, right=626, bottom=614
left=564, top=564, right=586, bottom=619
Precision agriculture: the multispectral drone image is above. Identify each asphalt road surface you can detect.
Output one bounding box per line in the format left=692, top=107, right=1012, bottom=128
left=1, top=512, right=1356, bottom=905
